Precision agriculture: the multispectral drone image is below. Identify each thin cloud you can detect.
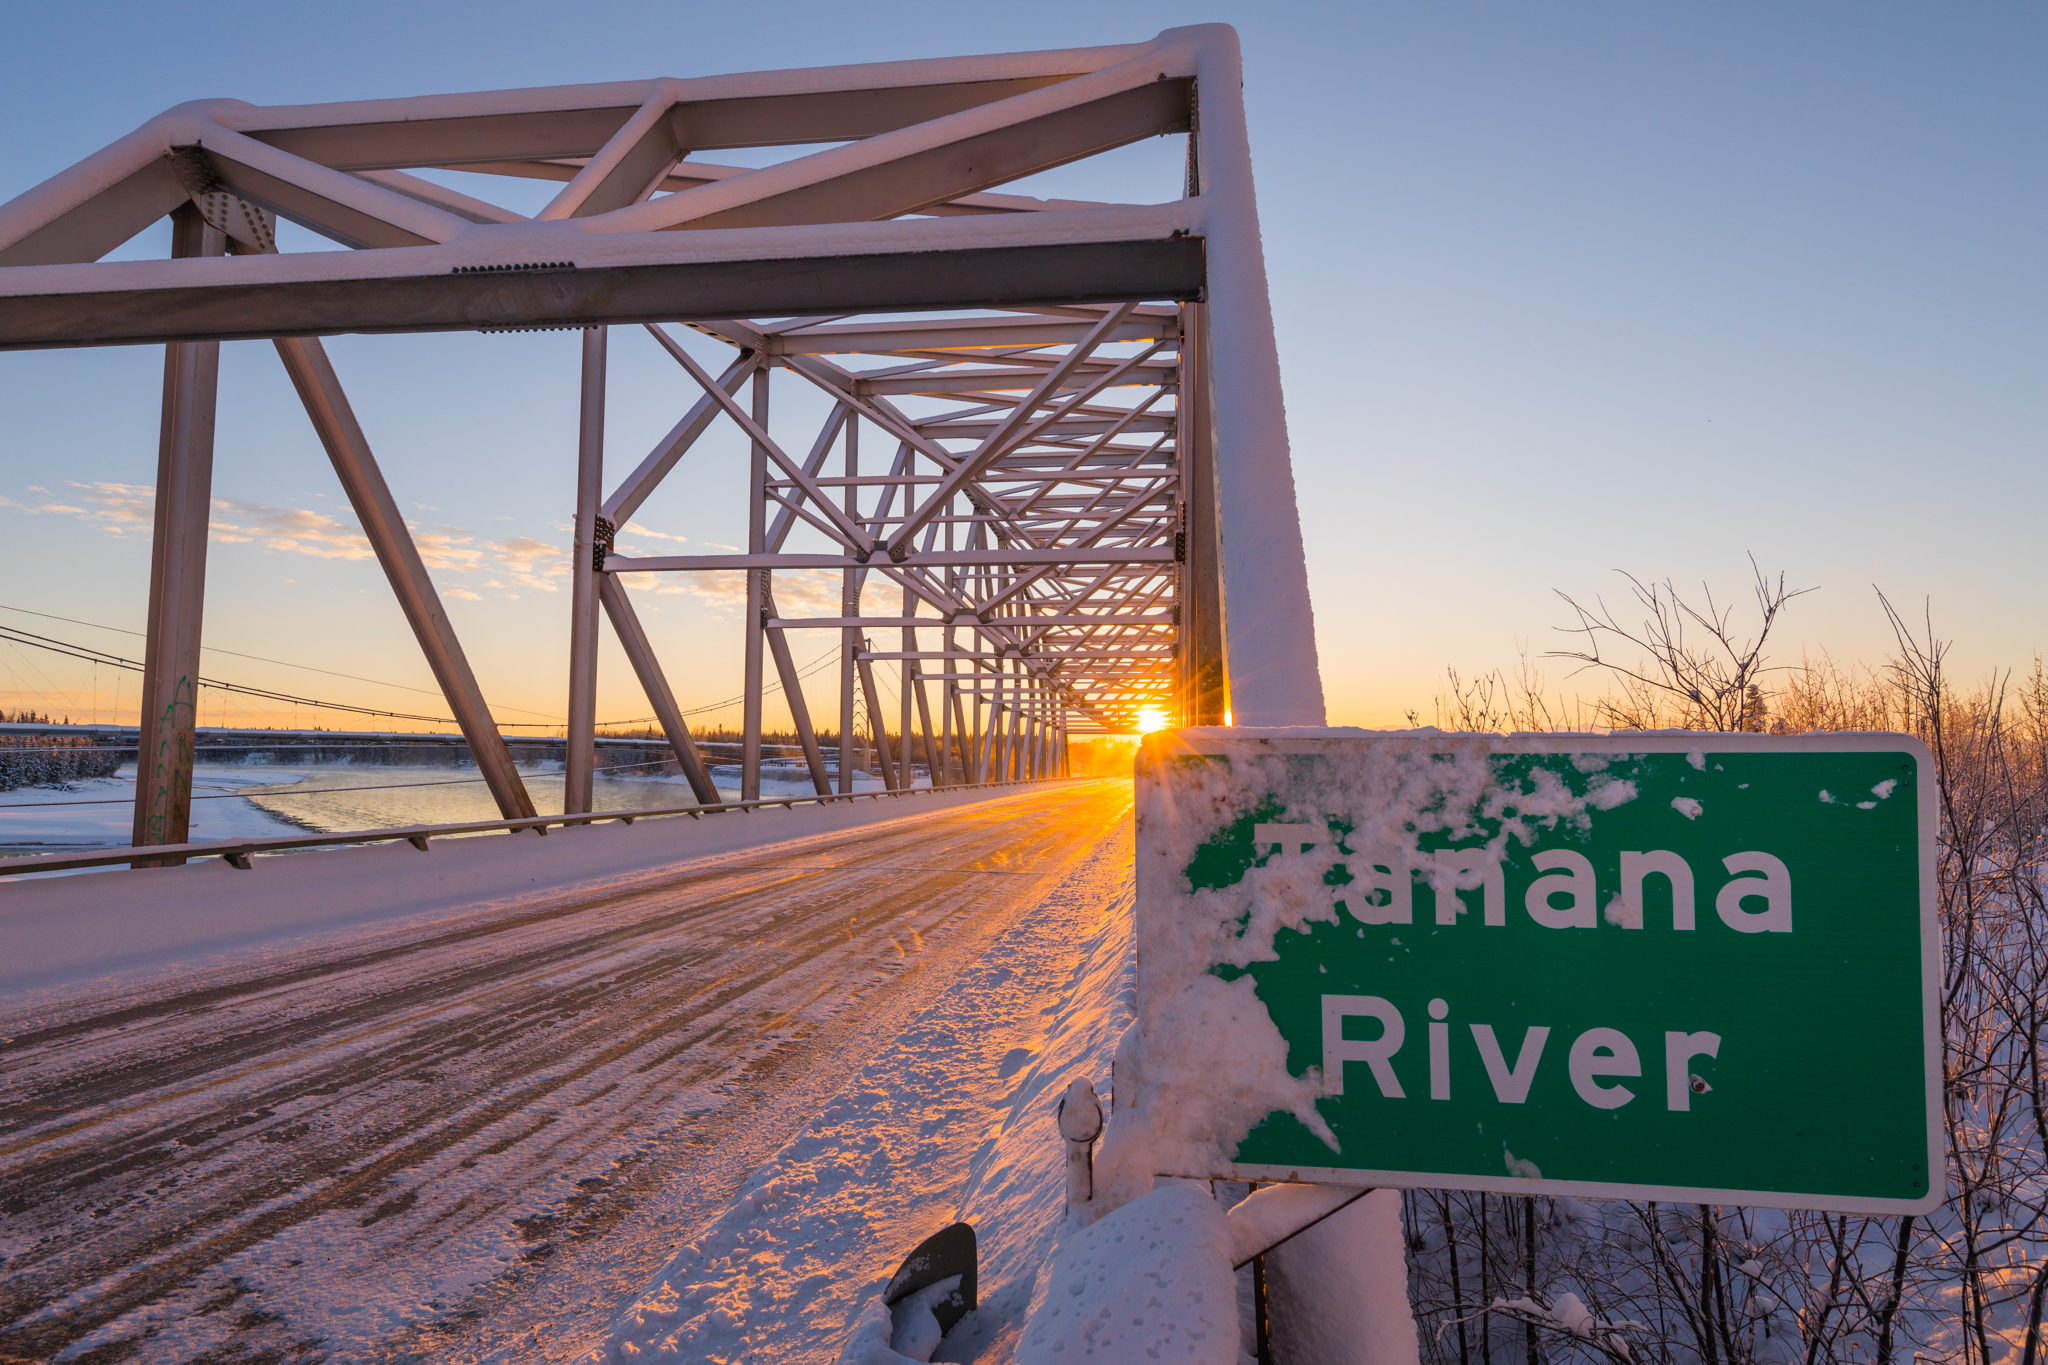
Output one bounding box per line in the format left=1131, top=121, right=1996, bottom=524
left=494, top=536, right=568, bottom=592
left=210, top=497, right=374, bottom=560
left=6, top=481, right=669, bottom=607
left=412, top=526, right=489, bottom=572
left=0, top=481, right=156, bottom=535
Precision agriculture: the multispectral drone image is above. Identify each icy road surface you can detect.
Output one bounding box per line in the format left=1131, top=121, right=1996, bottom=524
left=0, top=779, right=1133, bottom=1363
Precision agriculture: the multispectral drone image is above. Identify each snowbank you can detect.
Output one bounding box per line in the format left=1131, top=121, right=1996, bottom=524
left=1012, top=1183, right=1236, bottom=1365
left=588, top=808, right=1136, bottom=1363
left=0, top=783, right=1069, bottom=999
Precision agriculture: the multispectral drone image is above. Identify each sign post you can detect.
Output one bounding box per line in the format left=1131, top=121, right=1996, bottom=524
left=1132, top=729, right=1941, bottom=1214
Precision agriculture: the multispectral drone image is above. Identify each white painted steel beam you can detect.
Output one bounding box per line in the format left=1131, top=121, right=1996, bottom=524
left=606, top=549, right=1176, bottom=571
left=766, top=614, right=1173, bottom=628
left=131, top=206, right=221, bottom=859
left=565, top=326, right=606, bottom=815
left=0, top=240, right=1205, bottom=350
left=0, top=22, right=1327, bottom=748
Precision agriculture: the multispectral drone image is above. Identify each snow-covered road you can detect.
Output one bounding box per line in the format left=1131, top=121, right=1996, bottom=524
left=0, top=780, right=1134, bottom=1364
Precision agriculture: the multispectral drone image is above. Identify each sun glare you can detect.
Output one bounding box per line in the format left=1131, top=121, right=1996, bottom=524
left=1134, top=706, right=1171, bottom=734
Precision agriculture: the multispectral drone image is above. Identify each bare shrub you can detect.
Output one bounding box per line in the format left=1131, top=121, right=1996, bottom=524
left=1434, top=649, right=1600, bottom=734
left=1548, top=557, right=1813, bottom=732
left=1408, top=581, right=2048, bottom=1365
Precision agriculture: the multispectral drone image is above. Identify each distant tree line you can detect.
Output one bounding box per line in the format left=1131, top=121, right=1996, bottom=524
left=0, top=735, right=123, bottom=791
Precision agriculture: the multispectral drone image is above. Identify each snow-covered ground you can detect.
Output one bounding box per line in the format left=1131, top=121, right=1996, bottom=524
left=590, top=802, right=1137, bottom=1362
left=0, top=779, right=1139, bottom=1363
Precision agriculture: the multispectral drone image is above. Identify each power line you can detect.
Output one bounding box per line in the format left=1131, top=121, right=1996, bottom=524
left=0, top=612, right=847, bottom=737
left=601, top=641, right=844, bottom=726
left=0, top=626, right=461, bottom=727
left=0, top=602, right=566, bottom=722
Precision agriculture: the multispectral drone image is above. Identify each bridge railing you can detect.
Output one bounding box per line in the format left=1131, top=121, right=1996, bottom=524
left=0, top=776, right=1084, bottom=879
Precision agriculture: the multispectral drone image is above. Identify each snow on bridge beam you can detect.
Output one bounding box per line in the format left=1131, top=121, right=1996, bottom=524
left=606, top=547, right=1178, bottom=572
left=766, top=614, right=1175, bottom=628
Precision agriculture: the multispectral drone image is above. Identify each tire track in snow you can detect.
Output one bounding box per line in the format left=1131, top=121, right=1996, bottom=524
left=0, top=781, right=1130, bottom=1363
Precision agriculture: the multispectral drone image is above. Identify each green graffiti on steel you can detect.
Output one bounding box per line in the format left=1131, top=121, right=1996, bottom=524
left=1179, top=746, right=1930, bottom=1205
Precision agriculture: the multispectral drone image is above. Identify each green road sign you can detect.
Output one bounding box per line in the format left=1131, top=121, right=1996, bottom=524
left=1133, top=730, right=1940, bottom=1214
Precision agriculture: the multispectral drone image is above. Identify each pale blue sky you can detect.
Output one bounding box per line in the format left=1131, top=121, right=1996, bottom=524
left=0, top=3, right=2040, bottom=730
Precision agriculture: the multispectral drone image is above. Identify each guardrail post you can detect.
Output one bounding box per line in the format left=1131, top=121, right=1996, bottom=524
left=1057, top=1077, right=1104, bottom=1210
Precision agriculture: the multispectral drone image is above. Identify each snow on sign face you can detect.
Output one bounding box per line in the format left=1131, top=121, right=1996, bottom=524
left=1130, top=728, right=1941, bottom=1215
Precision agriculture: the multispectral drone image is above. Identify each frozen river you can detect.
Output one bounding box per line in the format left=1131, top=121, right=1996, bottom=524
left=0, top=762, right=902, bottom=860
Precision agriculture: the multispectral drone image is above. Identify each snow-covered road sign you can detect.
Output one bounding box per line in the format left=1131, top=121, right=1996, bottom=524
left=1133, top=729, right=1940, bottom=1214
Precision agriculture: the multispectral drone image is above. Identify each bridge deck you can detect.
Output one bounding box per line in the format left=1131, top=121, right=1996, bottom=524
left=0, top=780, right=1134, bottom=1363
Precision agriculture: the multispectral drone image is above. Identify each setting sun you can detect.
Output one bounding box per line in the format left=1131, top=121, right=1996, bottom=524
left=1134, top=706, right=1171, bottom=734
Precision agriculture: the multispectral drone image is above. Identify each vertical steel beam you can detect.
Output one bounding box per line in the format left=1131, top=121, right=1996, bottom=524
left=991, top=665, right=1008, bottom=781
left=950, top=680, right=971, bottom=785
left=839, top=602, right=859, bottom=791
left=1015, top=675, right=1032, bottom=773
left=274, top=335, right=536, bottom=820
left=566, top=325, right=606, bottom=815
left=1005, top=670, right=1019, bottom=781
left=900, top=581, right=915, bottom=785
left=938, top=512, right=958, bottom=786
left=969, top=644, right=988, bottom=784
left=741, top=370, right=767, bottom=801
left=1019, top=701, right=1032, bottom=780
left=598, top=575, right=717, bottom=804
left=132, top=205, right=223, bottom=861
left=999, top=693, right=1011, bottom=781
left=967, top=688, right=983, bottom=785
left=1178, top=301, right=1228, bottom=727
left=838, top=417, right=859, bottom=793
left=938, top=620, right=955, bottom=787
left=912, top=664, right=939, bottom=787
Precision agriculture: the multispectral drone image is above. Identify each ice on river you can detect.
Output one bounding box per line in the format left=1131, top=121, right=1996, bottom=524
left=0, top=762, right=911, bottom=866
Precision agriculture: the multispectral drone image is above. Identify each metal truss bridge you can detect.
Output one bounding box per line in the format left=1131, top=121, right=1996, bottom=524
left=0, top=23, right=1325, bottom=854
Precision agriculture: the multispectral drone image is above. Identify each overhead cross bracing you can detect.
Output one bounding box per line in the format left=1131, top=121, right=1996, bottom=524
left=610, top=304, right=1191, bottom=736
left=0, top=22, right=1324, bottom=856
